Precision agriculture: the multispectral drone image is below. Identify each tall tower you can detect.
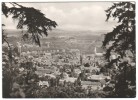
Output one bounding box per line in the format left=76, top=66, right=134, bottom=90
left=94, top=47, right=97, bottom=54
left=17, top=42, right=21, bottom=55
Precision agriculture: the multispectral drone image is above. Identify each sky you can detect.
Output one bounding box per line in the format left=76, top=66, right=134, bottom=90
left=2, top=2, right=118, bottom=31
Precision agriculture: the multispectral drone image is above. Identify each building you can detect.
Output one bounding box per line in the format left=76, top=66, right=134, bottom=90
left=74, top=68, right=81, bottom=75
left=81, top=81, right=101, bottom=90
left=44, top=74, right=56, bottom=79
left=38, top=81, right=49, bottom=87
left=17, top=42, right=22, bottom=55
left=80, top=65, right=100, bottom=74
left=87, top=75, right=111, bottom=82
left=81, top=75, right=109, bottom=90
left=45, top=42, right=50, bottom=48
left=59, top=77, right=77, bottom=84
left=94, top=46, right=104, bottom=57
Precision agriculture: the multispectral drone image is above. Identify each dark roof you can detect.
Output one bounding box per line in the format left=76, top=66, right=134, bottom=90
left=81, top=81, right=101, bottom=85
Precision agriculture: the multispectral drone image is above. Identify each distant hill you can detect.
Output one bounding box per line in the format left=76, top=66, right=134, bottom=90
left=4, top=28, right=107, bottom=38
left=4, top=29, right=105, bottom=54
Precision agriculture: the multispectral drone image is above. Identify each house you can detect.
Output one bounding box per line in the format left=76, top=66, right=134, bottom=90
left=60, top=72, right=69, bottom=79
left=87, top=75, right=111, bottom=82
left=44, top=74, right=56, bottom=79
left=35, top=68, right=54, bottom=77
left=38, top=81, right=49, bottom=87
left=59, top=77, right=77, bottom=84
left=80, top=66, right=100, bottom=74
left=81, top=75, right=109, bottom=90
left=74, top=68, right=81, bottom=75
left=81, top=81, right=101, bottom=90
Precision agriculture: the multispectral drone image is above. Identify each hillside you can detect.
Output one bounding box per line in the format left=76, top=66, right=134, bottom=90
left=4, top=29, right=105, bottom=54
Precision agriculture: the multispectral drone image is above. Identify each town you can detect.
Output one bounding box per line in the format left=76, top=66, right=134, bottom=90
left=14, top=36, right=112, bottom=92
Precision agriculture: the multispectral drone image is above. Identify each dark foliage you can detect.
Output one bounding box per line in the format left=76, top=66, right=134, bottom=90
left=102, top=2, right=136, bottom=97
left=2, top=2, right=57, bottom=46
left=2, top=2, right=57, bottom=98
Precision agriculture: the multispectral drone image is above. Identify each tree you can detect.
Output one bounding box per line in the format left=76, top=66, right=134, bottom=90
left=2, top=2, right=57, bottom=98
left=102, top=2, right=135, bottom=97
left=84, top=63, right=90, bottom=67
left=2, top=2, right=57, bottom=46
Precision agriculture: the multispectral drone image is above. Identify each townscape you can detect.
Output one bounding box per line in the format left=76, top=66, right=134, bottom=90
left=2, top=2, right=136, bottom=98
left=2, top=33, right=124, bottom=97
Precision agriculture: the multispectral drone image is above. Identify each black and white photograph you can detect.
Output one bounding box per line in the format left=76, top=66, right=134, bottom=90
left=1, top=1, right=136, bottom=98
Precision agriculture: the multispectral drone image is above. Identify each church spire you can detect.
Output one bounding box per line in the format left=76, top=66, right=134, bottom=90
left=94, top=47, right=97, bottom=54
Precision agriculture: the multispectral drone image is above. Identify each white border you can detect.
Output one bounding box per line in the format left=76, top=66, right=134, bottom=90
left=0, top=0, right=137, bottom=2
left=0, top=0, right=137, bottom=100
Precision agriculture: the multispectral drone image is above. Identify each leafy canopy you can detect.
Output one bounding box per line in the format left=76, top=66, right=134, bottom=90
left=2, top=2, right=57, bottom=46
left=102, top=2, right=135, bottom=97
left=103, top=2, right=135, bottom=60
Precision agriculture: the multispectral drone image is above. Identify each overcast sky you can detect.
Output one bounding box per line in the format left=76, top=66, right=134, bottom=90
left=2, top=2, right=118, bottom=31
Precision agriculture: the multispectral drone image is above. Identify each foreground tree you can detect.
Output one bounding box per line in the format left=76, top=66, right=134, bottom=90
left=103, top=2, right=135, bottom=97
left=2, top=2, right=57, bottom=98
left=2, top=2, right=57, bottom=46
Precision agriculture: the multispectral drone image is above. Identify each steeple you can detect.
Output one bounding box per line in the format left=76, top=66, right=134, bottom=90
left=17, top=42, right=21, bottom=55
left=94, top=47, right=97, bottom=54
